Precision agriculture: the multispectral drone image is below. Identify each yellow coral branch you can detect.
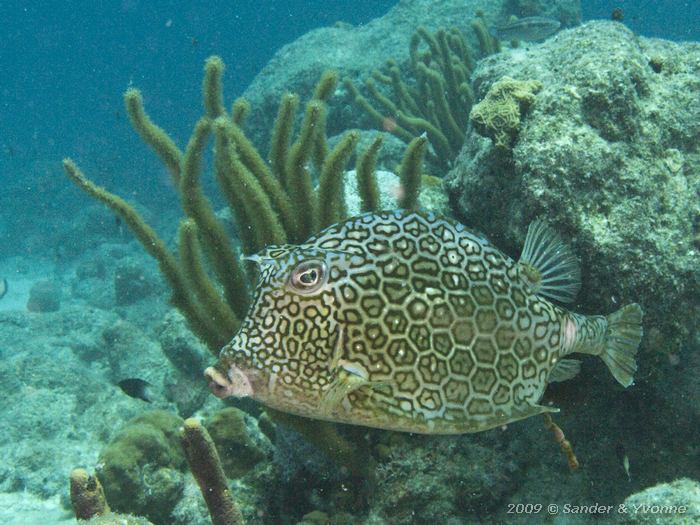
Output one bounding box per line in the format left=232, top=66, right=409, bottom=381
left=124, top=88, right=183, bottom=187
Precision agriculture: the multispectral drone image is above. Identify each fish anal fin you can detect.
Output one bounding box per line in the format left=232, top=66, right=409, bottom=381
left=548, top=359, right=581, bottom=383
left=465, top=402, right=558, bottom=432
left=518, top=219, right=581, bottom=303
left=513, top=401, right=559, bottom=420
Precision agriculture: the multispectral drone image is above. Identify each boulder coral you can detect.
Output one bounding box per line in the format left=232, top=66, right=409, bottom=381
left=204, top=407, right=270, bottom=479
left=96, top=410, right=186, bottom=524
left=469, top=76, right=542, bottom=149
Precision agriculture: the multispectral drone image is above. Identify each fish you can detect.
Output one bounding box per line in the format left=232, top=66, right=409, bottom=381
left=0, top=278, right=7, bottom=300
left=117, top=378, right=153, bottom=402
left=205, top=210, right=643, bottom=434
left=494, top=16, right=561, bottom=42
left=616, top=442, right=631, bottom=481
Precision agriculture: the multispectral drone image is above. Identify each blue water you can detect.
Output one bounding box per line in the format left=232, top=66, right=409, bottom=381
left=0, top=1, right=395, bottom=217
left=2, top=1, right=697, bottom=194
left=0, top=0, right=696, bottom=221
left=583, top=0, right=700, bottom=41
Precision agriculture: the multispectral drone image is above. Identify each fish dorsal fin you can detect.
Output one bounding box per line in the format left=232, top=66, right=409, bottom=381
left=518, top=220, right=581, bottom=303
left=243, top=244, right=296, bottom=266
left=548, top=359, right=581, bottom=383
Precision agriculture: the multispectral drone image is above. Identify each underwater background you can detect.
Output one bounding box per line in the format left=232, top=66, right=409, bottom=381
left=0, top=0, right=698, bottom=524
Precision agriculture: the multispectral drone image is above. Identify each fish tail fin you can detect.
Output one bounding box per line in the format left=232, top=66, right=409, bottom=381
left=601, top=304, right=643, bottom=387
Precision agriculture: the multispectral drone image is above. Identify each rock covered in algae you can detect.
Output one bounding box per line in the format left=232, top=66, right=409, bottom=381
left=615, top=478, right=700, bottom=524
left=81, top=512, right=154, bottom=525
left=446, top=21, right=700, bottom=357
left=113, top=258, right=159, bottom=306
left=367, top=437, right=514, bottom=523
left=26, top=280, right=61, bottom=312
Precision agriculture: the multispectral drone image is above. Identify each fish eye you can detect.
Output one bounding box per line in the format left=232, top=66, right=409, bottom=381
left=289, top=260, right=326, bottom=293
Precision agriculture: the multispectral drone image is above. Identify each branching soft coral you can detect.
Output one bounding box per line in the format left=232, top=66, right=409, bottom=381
left=345, top=19, right=500, bottom=171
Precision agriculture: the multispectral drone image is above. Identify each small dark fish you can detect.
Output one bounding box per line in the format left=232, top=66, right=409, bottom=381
left=616, top=442, right=631, bottom=481
left=117, top=378, right=153, bottom=402
left=0, top=278, right=7, bottom=300
left=611, top=8, right=624, bottom=22
left=495, top=16, right=561, bottom=42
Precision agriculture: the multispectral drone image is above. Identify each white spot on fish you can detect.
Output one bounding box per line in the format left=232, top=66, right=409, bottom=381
left=563, top=319, right=577, bottom=351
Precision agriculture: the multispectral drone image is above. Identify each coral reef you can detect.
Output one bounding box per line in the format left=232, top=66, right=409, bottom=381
left=157, top=311, right=208, bottom=377
left=0, top=295, right=178, bottom=501
left=113, top=259, right=158, bottom=306
left=239, top=0, right=580, bottom=146
left=63, top=56, right=424, bottom=355
left=68, top=476, right=155, bottom=524
left=6, top=1, right=700, bottom=523
left=503, top=0, right=581, bottom=27
left=157, top=311, right=211, bottom=417
left=70, top=468, right=110, bottom=520
left=368, top=436, right=515, bottom=523
left=79, top=513, right=154, bottom=525
left=70, top=417, right=248, bottom=525
left=63, top=53, right=432, bottom=478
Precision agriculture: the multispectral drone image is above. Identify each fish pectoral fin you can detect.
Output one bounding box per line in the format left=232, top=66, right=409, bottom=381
left=319, top=362, right=370, bottom=416
left=548, top=359, right=581, bottom=383
left=518, top=219, right=581, bottom=303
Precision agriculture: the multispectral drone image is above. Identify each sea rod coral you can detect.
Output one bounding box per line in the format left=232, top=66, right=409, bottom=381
left=62, top=55, right=427, bottom=474
left=63, top=56, right=425, bottom=353
left=345, top=19, right=499, bottom=171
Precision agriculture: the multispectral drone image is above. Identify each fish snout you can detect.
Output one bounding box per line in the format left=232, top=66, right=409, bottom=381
left=204, top=367, right=232, bottom=398
left=204, top=365, right=254, bottom=399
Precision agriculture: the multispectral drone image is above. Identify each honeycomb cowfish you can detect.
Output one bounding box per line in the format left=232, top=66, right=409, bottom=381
left=205, top=211, right=643, bottom=434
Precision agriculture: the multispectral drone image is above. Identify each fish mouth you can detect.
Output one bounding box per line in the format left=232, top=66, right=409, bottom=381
left=204, top=365, right=254, bottom=399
